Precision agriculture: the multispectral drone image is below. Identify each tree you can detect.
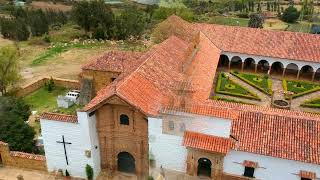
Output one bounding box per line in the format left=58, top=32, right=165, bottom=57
left=28, top=9, right=49, bottom=36
left=248, top=13, right=265, bottom=28
left=71, top=0, right=114, bottom=34
left=281, top=6, right=300, bottom=23
left=0, top=18, right=29, bottom=41
left=0, top=46, right=20, bottom=95
left=86, top=164, right=94, bottom=180
left=0, top=96, right=34, bottom=153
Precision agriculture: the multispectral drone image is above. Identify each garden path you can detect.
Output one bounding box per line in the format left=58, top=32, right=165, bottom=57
left=291, top=90, right=320, bottom=113
left=271, top=78, right=285, bottom=101
left=226, top=72, right=271, bottom=107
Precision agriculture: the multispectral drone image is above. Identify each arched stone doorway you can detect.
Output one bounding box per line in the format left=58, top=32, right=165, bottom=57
left=257, top=60, right=269, bottom=74
left=270, top=62, right=284, bottom=76
left=300, top=65, right=314, bottom=80
left=197, top=158, right=212, bottom=177
left=218, top=54, right=229, bottom=69
left=285, top=63, right=299, bottom=78
left=230, top=56, right=242, bottom=70
left=315, top=68, right=320, bottom=82
left=243, top=58, right=255, bottom=72
left=117, top=152, right=135, bottom=173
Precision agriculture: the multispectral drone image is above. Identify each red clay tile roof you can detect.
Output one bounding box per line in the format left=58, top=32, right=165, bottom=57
left=231, top=111, right=320, bottom=165
left=82, top=51, right=143, bottom=72
left=41, top=112, right=78, bottom=123
left=10, top=151, right=46, bottom=161
left=242, top=160, right=258, bottom=168
left=183, top=131, right=233, bottom=154
left=300, top=170, right=317, bottom=179
left=168, top=15, right=320, bottom=63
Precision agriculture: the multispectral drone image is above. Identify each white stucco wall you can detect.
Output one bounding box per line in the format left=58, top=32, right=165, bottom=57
left=224, top=150, right=320, bottom=180
left=40, top=112, right=101, bottom=179
left=148, top=113, right=232, bottom=172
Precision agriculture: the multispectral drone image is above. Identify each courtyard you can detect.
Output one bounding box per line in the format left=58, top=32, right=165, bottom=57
left=213, top=54, right=320, bottom=114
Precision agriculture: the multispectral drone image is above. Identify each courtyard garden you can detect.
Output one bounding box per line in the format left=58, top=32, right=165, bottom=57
left=282, top=79, right=320, bottom=99
left=231, top=71, right=272, bottom=95
left=215, top=72, right=261, bottom=101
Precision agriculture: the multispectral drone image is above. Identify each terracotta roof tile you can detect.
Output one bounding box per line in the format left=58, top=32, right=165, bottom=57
left=183, top=131, right=233, bottom=154
left=82, top=51, right=143, bottom=72
left=300, top=170, right=316, bottom=179
left=232, top=111, right=320, bottom=165
left=41, top=112, right=78, bottom=123
left=10, top=151, right=46, bottom=161
left=243, top=160, right=258, bottom=168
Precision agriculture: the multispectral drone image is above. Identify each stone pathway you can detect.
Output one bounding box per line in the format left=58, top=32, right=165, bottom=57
left=225, top=72, right=271, bottom=107
left=271, top=78, right=285, bottom=101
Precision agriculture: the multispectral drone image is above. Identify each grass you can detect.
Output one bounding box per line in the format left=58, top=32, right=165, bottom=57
left=231, top=71, right=272, bottom=95
left=301, top=97, right=320, bottom=108
left=287, top=22, right=313, bottom=33
left=31, top=41, right=107, bottom=65
left=215, top=73, right=260, bottom=100
left=24, top=86, right=81, bottom=115
left=208, top=16, right=249, bottom=27
left=283, top=79, right=320, bottom=98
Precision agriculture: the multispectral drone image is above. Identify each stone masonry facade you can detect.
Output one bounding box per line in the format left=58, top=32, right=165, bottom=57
left=95, top=95, right=149, bottom=179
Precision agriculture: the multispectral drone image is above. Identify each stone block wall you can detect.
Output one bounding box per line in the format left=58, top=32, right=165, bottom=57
left=15, top=77, right=80, bottom=97
left=0, top=141, right=47, bottom=171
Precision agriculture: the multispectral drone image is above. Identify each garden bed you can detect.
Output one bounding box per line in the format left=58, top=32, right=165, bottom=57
left=282, top=79, right=320, bottom=99
left=301, top=97, right=320, bottom=108
left=231, top=71, right=272, bottom=95
left=215, top=73, right=261, bottom=101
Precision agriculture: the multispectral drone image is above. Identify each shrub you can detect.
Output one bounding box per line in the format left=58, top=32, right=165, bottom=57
left=86, top=164, right=94, bottom=180
left=148, top=176, right=154, bottom=180
left=45, top=77, right=55, bottom=92
left=281, top=5, right=300, bottom=23
left=237, top=12, right=249, bottom=18
left=248, top=13, right=265, bottom=28
left=43, top=33, right=51, bottom=43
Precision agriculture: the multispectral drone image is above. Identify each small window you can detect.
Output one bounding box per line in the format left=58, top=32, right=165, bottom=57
left=243, top=166, right=255, bottom=178
left=179, top=123, right=186, bottom=132
left=169, top=121, right=174, bottom=130
left=120, top=114, right=129, bottom=125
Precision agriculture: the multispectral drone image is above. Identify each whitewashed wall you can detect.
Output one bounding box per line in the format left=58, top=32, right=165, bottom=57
left=224, top=150, right=320, bottom=180
left=40, top=112, right=101, bottom=179
left=148, top=113, right=232, bottom=172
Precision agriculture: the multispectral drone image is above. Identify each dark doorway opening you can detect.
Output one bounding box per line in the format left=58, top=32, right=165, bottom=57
left=0, top=154, right=3, bottom=166
left=117, top=152, right=135, bottom=173
left=218, top=54, right=229, bottom=69
left=243, top=166, right=255, bottom=178
left=197, top=158, right=212, bottom=177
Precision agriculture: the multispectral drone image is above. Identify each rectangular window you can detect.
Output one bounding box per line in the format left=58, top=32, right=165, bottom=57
left=169, top=121, right=174, bottom=130
left=179, top=123, right=186, bottom=132
left=243, top=166, right=255, bottom=178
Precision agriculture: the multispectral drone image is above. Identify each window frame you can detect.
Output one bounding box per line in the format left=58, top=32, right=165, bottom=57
left=243, top=166, right=255, bottom=178
left=120, top=114, right=129, bottom=125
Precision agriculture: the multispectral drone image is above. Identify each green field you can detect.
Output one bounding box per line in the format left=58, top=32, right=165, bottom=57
left=283, top=79, right=320, bottom=98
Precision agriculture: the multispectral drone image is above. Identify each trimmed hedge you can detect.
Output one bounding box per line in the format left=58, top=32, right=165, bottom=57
left=215, top=73, right=261, bottom=101
left=283, top=79, right=320, bottom=99
left=301, top=97, right=320, bottom=108
left=231, top=71, right=272, bottom=95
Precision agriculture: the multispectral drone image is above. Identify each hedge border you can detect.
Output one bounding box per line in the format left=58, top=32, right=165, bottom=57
left=283, top=79, right=320, bottom=99
left=300, top=97, right=320, bottom=108
left=215, top=73, right=261, bottom=101
left=213, top=96, right=255, bottom=105
left=231, top=71, right=272, bottom=95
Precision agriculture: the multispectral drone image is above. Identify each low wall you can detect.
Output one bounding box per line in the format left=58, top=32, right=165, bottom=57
left=0, top=141, right=47, bottom=171
left=15, top=77, right=80, bottom=97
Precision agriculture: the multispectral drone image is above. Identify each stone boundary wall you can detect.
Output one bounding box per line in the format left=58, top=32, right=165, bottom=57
left=0, top=141, right=47, bottom=171
left=15, top=76, right=80, bottom=97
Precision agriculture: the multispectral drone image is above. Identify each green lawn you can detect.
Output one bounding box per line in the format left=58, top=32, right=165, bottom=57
left=283, top=79, right=320, bottom=98
left=215, top=73, right=260, bottom=100
left=231, top=71, right=272, bottom=95
left=24, top=86, right=81, bottom=115
left=301, top=97, right=320, bottom=108
left=208, top=16, right=249, bottom=27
